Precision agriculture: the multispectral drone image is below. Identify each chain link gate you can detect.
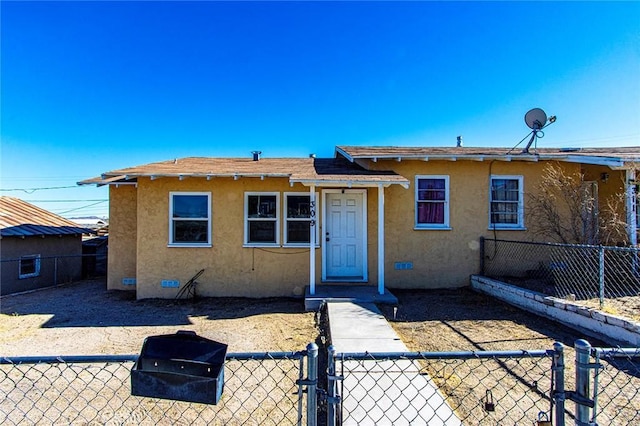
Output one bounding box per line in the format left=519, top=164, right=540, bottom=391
left=324, top=342, right=640, bottom=426
left=325, top=346, right=558, bottom=425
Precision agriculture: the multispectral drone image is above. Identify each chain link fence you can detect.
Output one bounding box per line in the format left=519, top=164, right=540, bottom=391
left=481, top=238, right=640, bottom=308
left=0, top=350, right=311, bottom=426
left=326, top=348, right=556, bottom=425
left=590, top=345, right=640, bottom=425
left=2, top=341, right=639, bottom=425
left=1, top=253, right=106, bottom=296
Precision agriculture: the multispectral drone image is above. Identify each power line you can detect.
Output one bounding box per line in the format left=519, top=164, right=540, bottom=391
left=58, top=200, right=108, bottom=215
left=24, top=199, right=108, bottom=203
left=0, top=185, right=79, bottom=193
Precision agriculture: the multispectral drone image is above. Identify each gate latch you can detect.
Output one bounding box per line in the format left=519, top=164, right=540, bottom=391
left=484, top=390, right=495, bottom=412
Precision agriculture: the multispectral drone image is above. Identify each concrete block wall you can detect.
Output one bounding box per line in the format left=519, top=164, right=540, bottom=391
left=470, top=275, right=640, bottom=347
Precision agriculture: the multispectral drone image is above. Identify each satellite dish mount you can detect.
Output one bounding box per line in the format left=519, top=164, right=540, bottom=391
left=521, top=108, right=556, bottom=154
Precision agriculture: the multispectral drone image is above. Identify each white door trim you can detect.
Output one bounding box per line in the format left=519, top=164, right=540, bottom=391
left=321, top=189, right=368, bottom=282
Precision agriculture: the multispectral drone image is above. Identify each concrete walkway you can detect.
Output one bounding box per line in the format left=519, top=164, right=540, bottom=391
left=327, top=302, right=462, bottom=426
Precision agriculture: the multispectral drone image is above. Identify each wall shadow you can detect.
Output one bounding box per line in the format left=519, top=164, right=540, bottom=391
left=0, top=278, right=308, bottom=328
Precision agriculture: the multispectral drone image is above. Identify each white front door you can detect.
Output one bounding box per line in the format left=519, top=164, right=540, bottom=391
left=323, top=190, right=367, bottom=281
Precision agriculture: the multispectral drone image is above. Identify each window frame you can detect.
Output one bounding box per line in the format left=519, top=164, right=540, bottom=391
left=489, top=175, right=525, bottom=229
left=19, top=254, right=41, bottom=279
left=168, top=192, right=212, bottom=247
left=415, top=175, right=451, bottom=230
left=244, top=192, right=280, bottom=247
left=284, top=192, right=320, bottom=246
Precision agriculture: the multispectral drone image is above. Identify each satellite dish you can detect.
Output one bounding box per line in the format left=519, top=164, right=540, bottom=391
left=524, top=108, right=548, bottom=130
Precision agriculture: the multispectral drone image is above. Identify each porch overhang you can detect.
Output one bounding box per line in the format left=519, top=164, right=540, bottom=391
left=290, top=157, right=410, bottom=189
left=290, top=177, right=409, bottom=189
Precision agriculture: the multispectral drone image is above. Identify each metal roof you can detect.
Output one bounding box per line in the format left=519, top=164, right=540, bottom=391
left=335, top=146, right=640, bottom=168
left=0, top=197, right=93, bottom=237
left=78, top=157, right=409, bottom=188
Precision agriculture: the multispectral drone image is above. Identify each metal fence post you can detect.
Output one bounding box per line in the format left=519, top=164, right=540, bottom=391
left=553, top=342, right=566, bottom=426
left=306, top=342, right=318, bottom=426
left=54, top=256, right=58, bottom=286
left=598, top=246, right=605, bottom=309
left=574, top=339, right=593, bottom=425
left=327, top=345, right=337, bottom=426
left=479, top=236, right=485, bottom=275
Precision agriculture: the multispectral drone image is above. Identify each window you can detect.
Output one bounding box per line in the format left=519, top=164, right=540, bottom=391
left=415, top=176, right=450, bottom=228
left=19, top=255, right=40, bottom=279
left=169, top=192, right=211, bottom=246
left=245, top=193, right=279, bottom=245
left=490, top=176, right=524, bottom=228
left=285, top=193, right=319, bottom=245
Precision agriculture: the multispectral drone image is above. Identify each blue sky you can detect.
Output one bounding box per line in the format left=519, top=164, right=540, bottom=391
left=1, top=1, right=639, bottom=219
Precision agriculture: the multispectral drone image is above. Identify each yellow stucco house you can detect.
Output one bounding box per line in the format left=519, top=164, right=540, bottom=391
left=79, top=146, right=640, bottom=300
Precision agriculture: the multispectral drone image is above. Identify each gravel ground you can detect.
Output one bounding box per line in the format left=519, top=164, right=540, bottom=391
left=379, top=288, right=608, bottom=353
left=0, top=278, right=318, bottom=356
left=378, top=289, right=639, bottom=425
left=1, top=280, right=638, bottom=425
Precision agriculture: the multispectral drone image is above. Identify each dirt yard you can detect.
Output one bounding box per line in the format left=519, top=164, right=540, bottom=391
left=379, top=288, right=609, bottom=353
left=1, top=279, right=626, bottom=357
left=0, top=278, right=318, bottom=356
left=378, top=289, right=639, bottom=425
left=2, top=280, right=637, bottom=424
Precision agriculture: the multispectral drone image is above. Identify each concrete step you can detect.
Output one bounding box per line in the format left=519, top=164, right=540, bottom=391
left=304, top=285, right=398, bottom=311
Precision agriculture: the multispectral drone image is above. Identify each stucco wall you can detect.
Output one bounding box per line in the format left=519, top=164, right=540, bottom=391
left=582, top=165, right=627, bottom=244
left=107, top=158, right=630, bottom=298
left=134, top=177, right=323, bottom=299
left=107, top=185, right=137, bottom=290
left=371, top=159, right=586, bottom=289
left=1, top=235, right=83, bottom=295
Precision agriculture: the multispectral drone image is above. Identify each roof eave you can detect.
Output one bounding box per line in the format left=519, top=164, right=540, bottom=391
left=537, top=155, right=625, bottom=168
left=341, top=154, right=541, bottom=162
left=79, top=172, right=295, bottom=186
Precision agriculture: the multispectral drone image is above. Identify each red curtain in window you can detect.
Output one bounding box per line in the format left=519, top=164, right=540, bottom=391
left=418, top=203, right=444, bottom=224
left=418, top=179, right=445, bottom=224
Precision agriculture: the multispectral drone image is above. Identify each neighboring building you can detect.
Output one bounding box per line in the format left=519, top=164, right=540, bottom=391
left=79, top=146, right=640, bottom=300
left=82, top=235, right=108, bottom=277
left=0, top=197, right=92, bottom=295
left=71, top=216, right=109, bottom=236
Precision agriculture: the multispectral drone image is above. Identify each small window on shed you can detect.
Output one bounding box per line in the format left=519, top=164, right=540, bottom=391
left=19, top=255, right=41, bottom=279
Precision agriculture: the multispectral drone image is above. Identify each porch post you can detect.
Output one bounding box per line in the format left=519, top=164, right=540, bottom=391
left=310, top=185, right=316, bottom=295
left=626, top=169, right=637, bottom=246
left=378, top=184, right=385, bottom=295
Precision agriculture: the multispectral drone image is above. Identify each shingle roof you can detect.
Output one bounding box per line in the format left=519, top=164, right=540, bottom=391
left=79, top=157, right=409, bottom=187
left=291, top=158, right=409, bottom=186
left=336, top=146, right=640, bottom=166
left=0, top=197, right=92, bottom=237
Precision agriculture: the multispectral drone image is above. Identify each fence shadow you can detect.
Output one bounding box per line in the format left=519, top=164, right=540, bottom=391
left=380, top=288, right=607, bottom=349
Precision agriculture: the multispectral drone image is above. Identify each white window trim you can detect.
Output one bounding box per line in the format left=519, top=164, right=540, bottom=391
left=168, top=192, right=212, bottom=247
left=415, top=175, right=451, bottom=230
left=19, top=254, right=41, bottom=279
left=489, top=175, right=525, bottom=230
left=284, top=192, right=320, bottom=247
left=244, top=192, right=280, bottom=247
